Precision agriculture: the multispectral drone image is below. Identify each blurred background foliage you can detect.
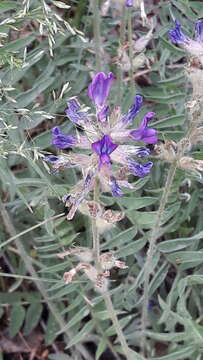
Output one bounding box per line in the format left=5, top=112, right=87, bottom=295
left=1, top=0, right=203, bottom=359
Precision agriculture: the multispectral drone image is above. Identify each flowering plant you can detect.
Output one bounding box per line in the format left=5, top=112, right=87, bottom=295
left=44, top=72, right=157, bottom=219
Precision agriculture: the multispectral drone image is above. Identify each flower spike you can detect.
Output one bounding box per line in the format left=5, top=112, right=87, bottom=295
left=45, top=72, right=157, bottom=219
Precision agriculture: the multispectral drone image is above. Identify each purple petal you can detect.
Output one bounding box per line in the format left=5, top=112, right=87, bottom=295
left=136, top=147, right=151, bottom=157
left=92, top=135, right=118, bottom=156
left=128, top=159, right=153, bottom=177
left=97, top=104, right=109, bottom=122
left=195, top=20, right=203, bottom=42
left=92, top=135, right=118, bottom=168
left=168, top=20, right=189, bottom=44
left=88, top=72, right=114, bottom=107
left=109, top=176, right=123, bottom=197
left=51, top=126, right=76, bottom=149
left=52, top=126, right=60, bottom=136
left=65, top=99, right=90, bottom=125
left=139, top=112, right=155, bottom=130
left=125, top=0, right=133, bottom=6
left=43, top=156, right=59, bottom=162
left=130, top=112, right=158, bottom=144
left=122, top=95, right=143, bottom=126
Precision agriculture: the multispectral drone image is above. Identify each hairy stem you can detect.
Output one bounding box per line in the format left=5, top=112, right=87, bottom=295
left=141, top=162, right=177, bottom=354
left=92, top=180, right=101, bottom=269
left=91, top=187, right=132, bottom=360
left=0, top=200, right=93, bottom=360
left=103, top=291, right=133, bottom=360
left=92, top=0, right=102, bottom=72
left=127, top=8, right=135, bottom=94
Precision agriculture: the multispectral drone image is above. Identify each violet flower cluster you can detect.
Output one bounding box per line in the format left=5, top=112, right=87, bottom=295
left=44, top=72, right=157, bottom=219
left=168, top=19, right=203, bottom=57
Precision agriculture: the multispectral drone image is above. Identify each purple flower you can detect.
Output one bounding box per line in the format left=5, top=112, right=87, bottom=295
left=88, top=72, right=114, bottom=107
left=65, top=99, right=89, bottom=125
left=51, top=126, right=76, bottom=149
left=168, top=20, right=203, bottom=58
left=130, top=112, right=157, bottom=144
left=122, top=95, right=143, bottom=126
left=195, top=20, right=203, bottom=42
left=125, top=0, right=133, bottom=7
left=168, top=20, right=189, bottom=44
left=109, top=176, right=123, bottom=197
left=127, top=159, right=153, bottom=177
left=92, top=135, right=118, bottom=168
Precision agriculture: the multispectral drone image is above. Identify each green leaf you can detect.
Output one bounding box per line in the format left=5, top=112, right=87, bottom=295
left=147, top=331, right=188, bottom=342
left=151, top=346, right=196, bottom=360
left=118, top=197, right=158, bottom=210
left=116, top=238, right=147, bottom=257
left=158, top=231, right=203, bottom=253
left=45, top=313, right=60, bottom=345
left=145, top=93, right=185, bottom=104
left=66, top=320, right=94, bottom=349
left=172, top=0, right=197, bottom=20
left=158, top=74, right=185, bottom=86
left=166, top=251, right=203, bottom=267
left=9, top=305, right=25, bottom=338
left=0, top=35, right=35, bottom=55
left=102, top=226, right=137, bottom=250
left=57, top=306, right=90, bottom=335
left=23, top=303, right=43, bottom=335
left=153, top=115, right=185, bottom=129
left=127, top=211, right=157, bottom=228
left=96, top=340, right=107, bottom=360
left=159, top=36, right=185, bottom=55
left=0, top=1, right=19, bottom=13
left=149, top=262, right=169, bottom=296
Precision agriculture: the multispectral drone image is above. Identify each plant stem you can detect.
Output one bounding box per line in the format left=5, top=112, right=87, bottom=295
left=0, top=200, right=93, bottom=360
left=141, top=162, right=177, bottom=355
left=91, top=186, right=132, bottom=360
left=127, top=8, right=135, bottom=94
left=103, top=291, right=133, bottom=360
left=92, top=0, right=102, bottom=72
left=92, top=180, right=101, bottom=269
left=117, top=5, right=127, bottom=105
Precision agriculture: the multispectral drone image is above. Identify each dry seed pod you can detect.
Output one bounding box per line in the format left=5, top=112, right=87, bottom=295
left=154, top=140, right=177, bottom=162
left=178, top=157, right=203, bottom=172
